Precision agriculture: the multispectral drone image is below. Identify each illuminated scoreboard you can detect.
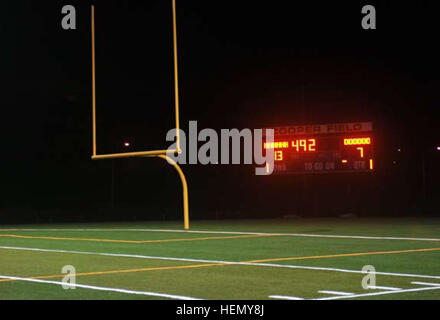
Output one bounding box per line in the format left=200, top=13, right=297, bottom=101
left=264, top=122, right=374, bottom=174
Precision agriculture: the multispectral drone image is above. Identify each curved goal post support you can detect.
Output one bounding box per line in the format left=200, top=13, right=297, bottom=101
left=156, top=155, right=189, bottom=230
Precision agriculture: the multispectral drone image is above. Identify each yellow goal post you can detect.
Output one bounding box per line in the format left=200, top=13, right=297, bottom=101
left=90, top=2, right=189, bottom=229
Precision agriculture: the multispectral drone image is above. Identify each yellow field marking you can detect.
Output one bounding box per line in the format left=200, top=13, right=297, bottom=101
left=137, top=234, right=275, bottom=243
left=245, top=247, right=440, bottom=263
left=1, top=247, right=439, bottom=284
left=0, top=263, right=223, bottom=283
left=0, top=234, right=140, bottom=243
left=0, top=233, right=274, bottom=244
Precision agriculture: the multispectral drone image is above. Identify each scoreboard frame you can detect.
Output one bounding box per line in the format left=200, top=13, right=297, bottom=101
left=264, top=122, right=374, bottom=175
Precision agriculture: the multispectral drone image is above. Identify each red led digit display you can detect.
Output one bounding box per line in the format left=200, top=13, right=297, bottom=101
left=264, top=138, right=317, bottom=152
left=263, top=122, right=374, bottom=174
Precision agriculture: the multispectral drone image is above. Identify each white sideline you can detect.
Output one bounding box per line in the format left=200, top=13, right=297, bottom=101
left=269, top=295, right=304, bottom=300
left=0, top=275, right=201, bottom=300
left=367, top=285, right=401, bottom=291
left=1, top=245, right=440, bottom=280
left=319, top=290, right=353, bottom=296
left=1, top=228, right=440, bottom=242
left=315, top=285, right=440, bottom=300
left=411, top=281, right=440, bottom=287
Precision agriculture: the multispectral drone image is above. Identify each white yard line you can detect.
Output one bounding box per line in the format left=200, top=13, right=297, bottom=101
left=411, top=281, right=440, bottom=287
left=269, top=295, right=304, bottom=300
left=318, top=290, right=354, bottom=296
left=0, top=228, right=439, bottom=242
left=0, top=275, right=201, bottom=300
left=315, top=285, right=440, bottom=300
left=367, top=285, right=401, bottom=291
left=1, top=245, right=439, bottom=280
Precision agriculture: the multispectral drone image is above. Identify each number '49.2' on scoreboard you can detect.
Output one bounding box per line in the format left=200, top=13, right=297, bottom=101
left=263, top=122, right=374, bottom=174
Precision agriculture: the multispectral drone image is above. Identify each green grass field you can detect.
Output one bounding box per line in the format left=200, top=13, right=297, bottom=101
left=1, top=218, right=439, bottom=300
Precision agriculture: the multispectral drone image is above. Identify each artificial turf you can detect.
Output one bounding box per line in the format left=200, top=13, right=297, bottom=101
left=0, top=218, right=439, bottom=300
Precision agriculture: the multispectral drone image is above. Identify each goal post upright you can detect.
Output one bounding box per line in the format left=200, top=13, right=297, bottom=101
left=91, top=5, right=96, bottom=157
left=172, top=0, right=181, bottom=152
left=90, top=2, right=189, bottom=229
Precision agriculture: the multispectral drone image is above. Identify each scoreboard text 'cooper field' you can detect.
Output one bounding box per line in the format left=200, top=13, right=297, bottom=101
left=264, top=122, right=374, bottom=174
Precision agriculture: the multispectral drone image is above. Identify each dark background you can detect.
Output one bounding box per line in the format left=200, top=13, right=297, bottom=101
left=2, top=0, right=439, bottom=223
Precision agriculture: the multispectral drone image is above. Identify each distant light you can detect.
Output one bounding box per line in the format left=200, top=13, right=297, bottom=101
left=123, top=142, right=130, bottom=147
left=397, top=148, right=401, bottom=152
left=341, top=159, right=348, bottom=164
left=393, top=161, right=397, bottom=164
left=437, top=146, right=440, bottom=151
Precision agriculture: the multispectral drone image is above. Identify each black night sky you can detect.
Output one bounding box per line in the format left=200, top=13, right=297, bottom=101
left=2, top=1, right=440, bottom=223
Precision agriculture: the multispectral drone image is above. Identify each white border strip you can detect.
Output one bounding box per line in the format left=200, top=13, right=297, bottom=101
left=0, top=228, right=439, bottom=242
left=1, top=245, right=439, bottom=280
left=0, top=275, right=201, bottom=300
